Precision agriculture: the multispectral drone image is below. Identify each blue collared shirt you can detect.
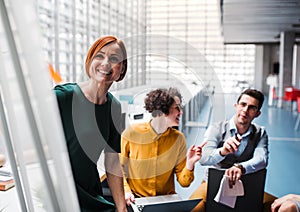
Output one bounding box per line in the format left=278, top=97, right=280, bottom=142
left=199, top=116, right=269, bottom=181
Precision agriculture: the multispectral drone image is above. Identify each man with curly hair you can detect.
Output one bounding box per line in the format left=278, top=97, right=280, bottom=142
left=119, top=87, right=206, bottom=206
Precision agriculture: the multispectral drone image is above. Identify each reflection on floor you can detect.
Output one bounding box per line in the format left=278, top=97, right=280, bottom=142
left=176, top=93, right=300, bottom=200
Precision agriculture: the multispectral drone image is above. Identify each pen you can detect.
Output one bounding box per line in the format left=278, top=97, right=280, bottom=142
left=235, top=133, right=242, bottom=141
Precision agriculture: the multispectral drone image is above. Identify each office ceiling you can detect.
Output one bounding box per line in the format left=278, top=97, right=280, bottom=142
left=221, top=0, right=300, bottom=44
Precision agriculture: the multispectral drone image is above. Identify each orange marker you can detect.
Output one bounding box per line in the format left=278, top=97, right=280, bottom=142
left=48, top=63, right=63, bottom=83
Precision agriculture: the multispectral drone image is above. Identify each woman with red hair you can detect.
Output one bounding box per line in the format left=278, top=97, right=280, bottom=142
left=54, top=36, right=127, bottom=212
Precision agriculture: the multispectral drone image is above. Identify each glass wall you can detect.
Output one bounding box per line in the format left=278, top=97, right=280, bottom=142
left=36, top=0, right=255, bottom=94
left=37, top=0, right=147, bottom=90
left=146, top=0, right=255, bottom=93
left=34, top=0, right=256, bottom=128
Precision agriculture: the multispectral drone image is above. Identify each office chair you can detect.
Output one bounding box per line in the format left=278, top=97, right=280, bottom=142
left=206, top=168, right=266, bottom=212
left=283, top=87, right=300, bottom=111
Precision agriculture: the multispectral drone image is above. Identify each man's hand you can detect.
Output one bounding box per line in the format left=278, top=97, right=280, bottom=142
left=125, top=192, right=135, bottom=206
left=225, top=166, right=242, bottom=188
left=186, top=142, right=207, bottom=170
left=220, top=134, right=242, bottom=156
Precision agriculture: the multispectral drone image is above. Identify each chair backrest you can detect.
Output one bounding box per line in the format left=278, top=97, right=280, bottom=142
left=284, top=87, right=300, bottom=101
left=206, top=168, right=266, bottom=212
left=293, top=90, right=300, bottom=101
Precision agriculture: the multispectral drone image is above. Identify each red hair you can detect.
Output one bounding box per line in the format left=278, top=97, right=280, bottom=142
left=85, top=35, right=127, bottom=81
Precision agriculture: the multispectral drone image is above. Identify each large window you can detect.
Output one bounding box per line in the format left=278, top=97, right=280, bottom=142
left=146, top=0, right=255, bottom=93
left=36, top=0, right=255, bottom=94
left=37, top=0, right=147, bottom=90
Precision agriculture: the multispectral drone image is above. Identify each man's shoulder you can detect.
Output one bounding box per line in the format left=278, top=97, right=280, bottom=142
left=251, top=122, right=263, bottom=129
left=209, top=120, right=229, bottom=130
left=251, top=123, right=267, bottom=136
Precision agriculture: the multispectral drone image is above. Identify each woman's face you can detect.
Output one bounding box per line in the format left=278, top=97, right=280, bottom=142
left=89, top=43, right=124, bottom=83
left=166, top=96, right=183, bottom=127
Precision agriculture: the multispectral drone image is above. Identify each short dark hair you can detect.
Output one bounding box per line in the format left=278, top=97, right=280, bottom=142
left=144, top=87, right=182, bottom=117
left=237, top=88, right=264, bottom=110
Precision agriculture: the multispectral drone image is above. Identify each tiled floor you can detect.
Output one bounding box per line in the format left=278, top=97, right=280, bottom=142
left=176, top=93, right=300, bottom=199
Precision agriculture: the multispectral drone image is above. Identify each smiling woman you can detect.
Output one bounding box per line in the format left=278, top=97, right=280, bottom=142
left=88, top=43, right=124, bottom=83
left=84, top=36, right=127, bottom=86
left=54, top=35, right=128, bottom=212
left=120, top=87, right=206, bottom=206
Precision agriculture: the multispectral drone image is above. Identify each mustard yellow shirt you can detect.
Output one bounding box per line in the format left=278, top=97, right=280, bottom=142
left=120, top=121, right=194, bottom=197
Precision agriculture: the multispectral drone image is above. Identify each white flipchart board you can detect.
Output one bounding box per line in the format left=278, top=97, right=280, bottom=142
left=0, top=0, right=80, bottom=211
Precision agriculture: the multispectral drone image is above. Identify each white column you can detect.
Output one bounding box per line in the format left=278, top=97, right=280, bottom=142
left=254, top=45, right=264, bottom=92
left=277, top=31, right=295, bottom=108
left=293, top=44, right=300, bottom=88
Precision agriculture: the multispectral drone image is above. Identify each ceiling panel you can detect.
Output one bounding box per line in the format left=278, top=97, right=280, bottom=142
left=221, top=0, right=300, bottom=44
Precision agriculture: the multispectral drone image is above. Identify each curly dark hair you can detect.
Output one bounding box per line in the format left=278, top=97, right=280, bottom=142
left=144, top=87, right=182, bottom=117
left=168, top=87, right=182, bottom=103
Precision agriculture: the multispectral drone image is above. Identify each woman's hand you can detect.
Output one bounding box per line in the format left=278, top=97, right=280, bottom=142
left=125, top=192, right=135, bottom=206
left=186, top=142, right=207, bottom=170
